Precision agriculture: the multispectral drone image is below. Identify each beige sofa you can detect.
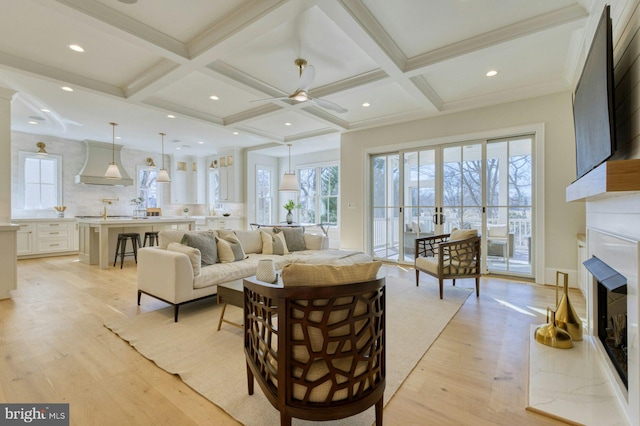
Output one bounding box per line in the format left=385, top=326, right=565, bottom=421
left=137, top=228, right=373, bottom=321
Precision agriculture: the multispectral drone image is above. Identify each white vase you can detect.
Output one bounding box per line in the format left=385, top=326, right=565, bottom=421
left=256, top=259, right=277, bottom=283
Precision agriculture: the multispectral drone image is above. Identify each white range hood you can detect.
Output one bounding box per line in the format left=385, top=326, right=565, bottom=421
left=74, top=140, right=133, bottom=186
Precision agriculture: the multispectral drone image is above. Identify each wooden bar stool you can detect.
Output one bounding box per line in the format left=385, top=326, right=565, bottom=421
left=143, top=231, right=159, bottom=247
left=114, top=233, right=142, bottom=268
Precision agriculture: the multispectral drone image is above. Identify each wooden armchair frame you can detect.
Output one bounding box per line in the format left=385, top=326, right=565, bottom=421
left=414, top=234, right=481, bottom=299
left=244, top=277, right=386, bottom=425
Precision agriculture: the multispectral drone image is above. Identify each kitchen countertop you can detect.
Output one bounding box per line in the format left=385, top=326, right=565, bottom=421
left=12, top=217, right=78, bottom=222
left=77, top=216, right=195, bottom=225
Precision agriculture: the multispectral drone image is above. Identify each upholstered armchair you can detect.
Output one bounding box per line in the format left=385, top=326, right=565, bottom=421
left=414, top=229, right=481, bottom=299
left=243, top=262, right=386, bottom=425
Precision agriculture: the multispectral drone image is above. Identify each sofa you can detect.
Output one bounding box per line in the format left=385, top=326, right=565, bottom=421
left=137, top=227, right=374, bottom=321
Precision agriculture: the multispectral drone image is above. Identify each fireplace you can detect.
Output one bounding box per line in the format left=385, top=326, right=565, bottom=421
left=584, top=256, right=628, bottom=388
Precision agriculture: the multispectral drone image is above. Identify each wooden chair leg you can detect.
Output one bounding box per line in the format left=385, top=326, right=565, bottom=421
left=452, top=278, right=456, bottom=286
left=137, top=290, right=141, bottom=305
left=280, top=412, right=292, bottom=426
left=439, top=279, right=443, bottom=299
left=475, top=276, right=480, bottom=297
left=246, top=363, right=254, bottom=395
left=174, top=305, right=179, bottom=322
left=415, top=269, right=420, bottom=286
left=375, top=395, right=384, bottom=425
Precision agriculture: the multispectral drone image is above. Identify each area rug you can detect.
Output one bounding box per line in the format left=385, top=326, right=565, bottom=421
left=105, top=278, right=472, bottom=425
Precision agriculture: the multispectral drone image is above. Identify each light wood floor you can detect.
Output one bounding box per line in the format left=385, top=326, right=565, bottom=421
left=1, top=256, right=582, bottom=425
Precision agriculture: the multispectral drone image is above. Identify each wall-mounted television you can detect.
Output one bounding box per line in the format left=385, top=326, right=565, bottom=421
left=573, top=5, right=616, bottom=180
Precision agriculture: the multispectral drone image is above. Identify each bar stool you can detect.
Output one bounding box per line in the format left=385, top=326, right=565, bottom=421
left=114, top=233, right=142, bottom=268
left=143, top=231, right=159, bottom=247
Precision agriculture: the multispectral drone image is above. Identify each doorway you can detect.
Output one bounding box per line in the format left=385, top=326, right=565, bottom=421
left=370, top=136, right=533, bottom=277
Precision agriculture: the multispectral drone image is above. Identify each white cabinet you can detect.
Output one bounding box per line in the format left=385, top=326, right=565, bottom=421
left=14, top=220, right=77, bottom=258
left=193, top=217, right=244, bottom=231
left=216, top=150, right=242, bottom=202
left=16, top=222, right=34, bottom=255
left=171, top=156, right=206, bottom=204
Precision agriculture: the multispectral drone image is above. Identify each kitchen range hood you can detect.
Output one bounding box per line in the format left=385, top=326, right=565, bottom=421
left=74, top=140, right=133, bottom=186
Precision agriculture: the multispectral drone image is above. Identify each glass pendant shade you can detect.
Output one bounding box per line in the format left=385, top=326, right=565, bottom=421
left=279, top=143, right=300, bottom=192
left=105, top=163, right=122, bottom=179
left=157, top=132, right=171, bottom=183
left=157, top=168, right=171, bottom=183
left=105, top=122, right=121, bottom=179
left=279, top=172, right=300, bottom=192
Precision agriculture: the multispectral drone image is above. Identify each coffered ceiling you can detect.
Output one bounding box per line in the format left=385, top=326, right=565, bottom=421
left=0, top=0, right=599, bottom=156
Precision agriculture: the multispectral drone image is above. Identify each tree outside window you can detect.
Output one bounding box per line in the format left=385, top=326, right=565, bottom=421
left=138, top=168, right=160, bottom=209
left=256, top=167, right=272, bottom=224
left=299, top=165, right=338, bottom=225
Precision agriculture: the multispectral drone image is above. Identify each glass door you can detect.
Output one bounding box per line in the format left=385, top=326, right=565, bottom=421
left=485, top=137, right=533, bottom=276
left=441, top=143, right=484, bottom=235
left=372, top=154, right=400, bottom=260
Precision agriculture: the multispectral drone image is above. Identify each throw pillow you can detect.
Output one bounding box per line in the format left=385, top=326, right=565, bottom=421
left=281, top=227, right=306, bottom=252
left=260, top=231, right=287, bottom=255
left=180, top=231, right=217, bottom=265
left=281, top=261, right=382, bottom=287
left=449, top=227, right=478, bottom=241
left=216, top=234, right=247, bottom=263
left=167, top=242, right=201, bottom=276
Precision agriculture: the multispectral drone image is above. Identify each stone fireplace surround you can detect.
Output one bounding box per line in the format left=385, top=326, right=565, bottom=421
left=528, top=160, right=640, bottom=425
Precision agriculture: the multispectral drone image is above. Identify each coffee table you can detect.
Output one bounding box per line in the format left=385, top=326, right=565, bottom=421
left=216, top=280, right=244, bottom=331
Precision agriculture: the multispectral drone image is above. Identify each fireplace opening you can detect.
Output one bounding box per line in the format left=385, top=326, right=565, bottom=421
left=584, top=256, right=628, bottom=389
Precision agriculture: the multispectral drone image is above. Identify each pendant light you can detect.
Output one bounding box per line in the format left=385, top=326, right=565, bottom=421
left=104, top=122, right=122, bottom=179
left=279, top=143, right=300, bottom=192
left=156, top=132, right=171, bottom=183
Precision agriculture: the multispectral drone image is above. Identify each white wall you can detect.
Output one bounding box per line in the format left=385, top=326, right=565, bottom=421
left=341, top=91, right=583, bottom=285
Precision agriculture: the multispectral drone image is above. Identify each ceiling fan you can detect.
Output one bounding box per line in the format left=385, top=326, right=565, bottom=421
left=253, top=59, right=347, bottom=113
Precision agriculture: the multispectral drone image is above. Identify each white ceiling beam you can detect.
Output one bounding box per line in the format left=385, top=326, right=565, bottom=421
left=404, top=4, right=589, bottom=75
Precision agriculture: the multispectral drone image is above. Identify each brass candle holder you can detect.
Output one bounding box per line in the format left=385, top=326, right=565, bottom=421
left=555, top=271, right=583, bottom=341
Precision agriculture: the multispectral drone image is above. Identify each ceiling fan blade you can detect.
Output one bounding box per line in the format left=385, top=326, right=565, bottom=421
left=298, top=64, right=315, bottom=91
left=312, top=97, right=348, bottom=113
left=250, top=96, right=289, bottom=103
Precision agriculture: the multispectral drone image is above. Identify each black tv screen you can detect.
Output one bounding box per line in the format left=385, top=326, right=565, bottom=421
left=573, top=5, right=616, bottom=179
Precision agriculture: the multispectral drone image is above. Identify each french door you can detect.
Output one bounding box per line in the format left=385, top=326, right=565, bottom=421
left=371, top=136, right=533, bottom=277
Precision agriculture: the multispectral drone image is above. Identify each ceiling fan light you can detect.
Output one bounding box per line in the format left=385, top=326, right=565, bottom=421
left=105, top=163, right=122, bottom=179
left=279, top=172, right=300, bottom=192
left=157, top=168, right=171, bottom=183
left=291, top=91, right=308, bottom=102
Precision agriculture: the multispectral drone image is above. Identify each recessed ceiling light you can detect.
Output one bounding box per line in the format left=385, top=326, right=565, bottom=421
left=486, top=70, right=498, bottom=77
left=28, top=121, right=38, bottom=125
left=175, top=147, right=181, bottom=150
left=198, top=141, right=204, bottom=144
left=362, top=102, right=370, bottom=107
left=284, top=122, right=292, bottom=126
left=40, top=108, right=50, bottom=113
left=233, top=132, right=239, bottom=135
left=209, top=95, right=219, bottom=100
left=61, top=86, right=73, bottom=92
left=115, top=136, right=122, bottom=140
left=167, top=114, right=175, bottom=118
left=69, top=44, right=84, bottom=53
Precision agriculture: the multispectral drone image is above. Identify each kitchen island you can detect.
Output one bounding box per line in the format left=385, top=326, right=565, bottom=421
left=77, top=217, right=195, bottom=269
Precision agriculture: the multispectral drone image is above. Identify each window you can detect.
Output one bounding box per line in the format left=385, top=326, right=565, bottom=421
left=19, top=152, right=62, bottom=209
left=256, top=166, right=273, bottom=224
left=137, top=167, right=162, bottom=209
left=299, top=164, right=339, bottom=225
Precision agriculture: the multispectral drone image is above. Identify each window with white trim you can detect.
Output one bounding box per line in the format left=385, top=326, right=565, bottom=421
left=256, top=166, right=273, bottom=224
left=298, top=164, right=339, bottom=225
left=19, top=152, right=62, bottom=209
